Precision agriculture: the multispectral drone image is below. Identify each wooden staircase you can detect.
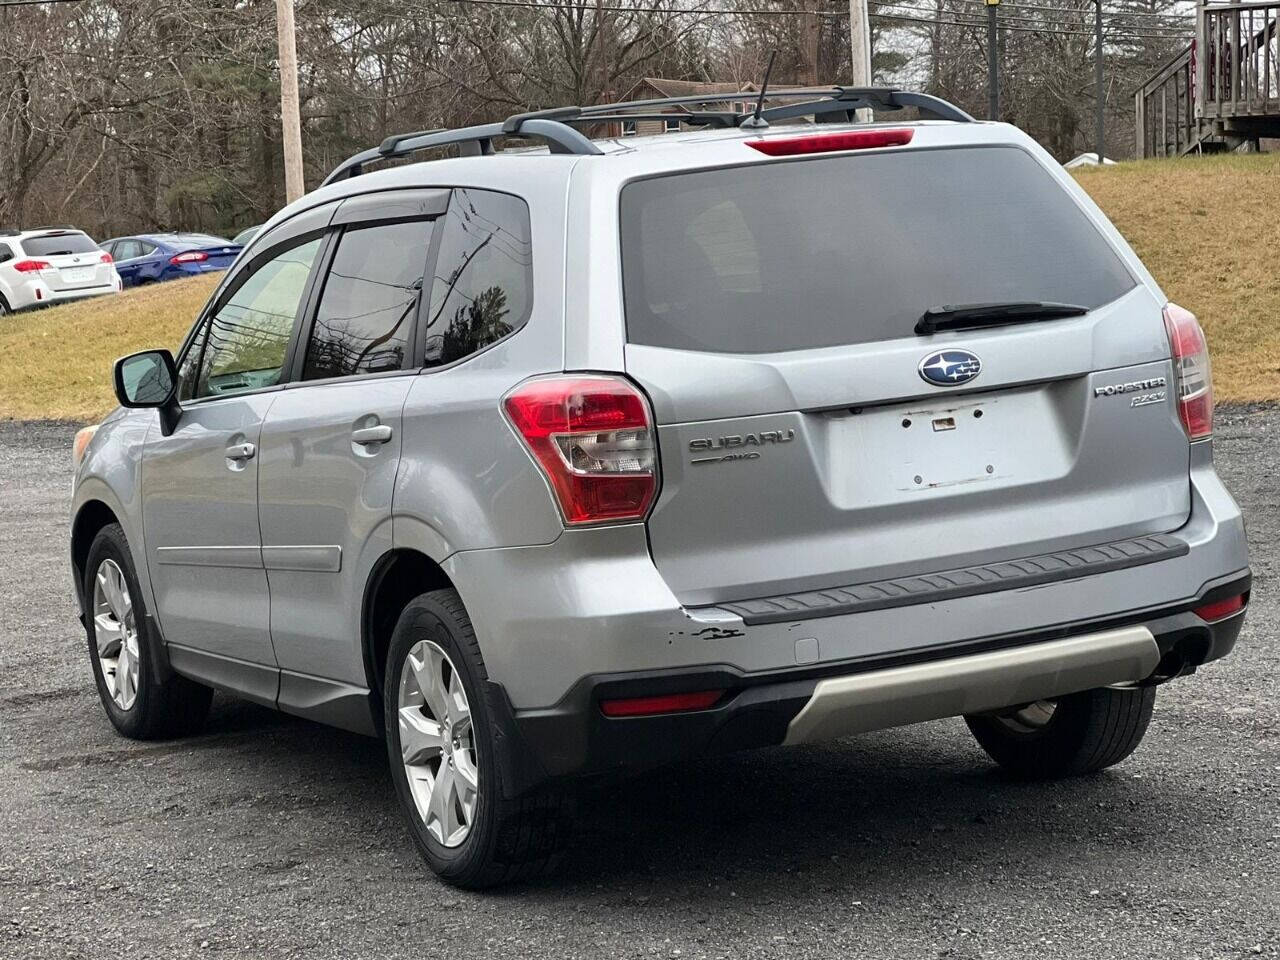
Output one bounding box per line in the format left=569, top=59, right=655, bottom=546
left=1135, top=1, right=1280, bottom=158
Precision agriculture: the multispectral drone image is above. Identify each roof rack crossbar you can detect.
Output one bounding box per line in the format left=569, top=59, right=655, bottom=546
left=322, top=118, right=602, bottom=187
left=758, top=87, right=975, bottom=125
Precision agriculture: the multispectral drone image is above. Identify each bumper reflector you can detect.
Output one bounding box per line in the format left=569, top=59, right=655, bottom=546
left=600, top=690, right=723, bottom=718
left=1192, top=593, right=1245, bottom=622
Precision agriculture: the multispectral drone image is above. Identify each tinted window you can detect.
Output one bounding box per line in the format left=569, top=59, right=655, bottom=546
left=114, top=240, right=143, bottom=261
left=0, top=243, right=11, bottom=264
left=619, top=146, right=1136, bottom=354
left=194, top=238, right=321, bottom=398
left=22, top=232, right=99, bottom=256
left=423, top=189, right=532, bottom=368
left=302, top=220, right=432, bottom=380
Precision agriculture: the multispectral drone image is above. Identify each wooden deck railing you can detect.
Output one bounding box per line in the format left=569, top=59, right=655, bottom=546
left=1136, top=0, right=1280, bottom=157
left=1200, top=1, right=1280, bottom=119
left=1135, top=44, right=1196, bottom=157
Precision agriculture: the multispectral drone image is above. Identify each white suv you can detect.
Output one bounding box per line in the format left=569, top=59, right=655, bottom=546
left=0, top=227, right=120, bottom=315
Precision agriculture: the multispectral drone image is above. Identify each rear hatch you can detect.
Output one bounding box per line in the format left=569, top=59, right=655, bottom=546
left=620, top=142, right=1190, bottom=608
left=21, top=231, right=113, bottom=291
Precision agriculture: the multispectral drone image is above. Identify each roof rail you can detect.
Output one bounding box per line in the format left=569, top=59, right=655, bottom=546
left=0, top=228, right=20, bottom=237
left=322, top=86, right=971, bottom=187
left=27, top=224, right=84, bottom=233
left=322, top=119, right=602, bottom=187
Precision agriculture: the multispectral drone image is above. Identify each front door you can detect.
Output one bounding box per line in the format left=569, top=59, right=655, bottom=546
left=141, top=235, right=324, bottom=701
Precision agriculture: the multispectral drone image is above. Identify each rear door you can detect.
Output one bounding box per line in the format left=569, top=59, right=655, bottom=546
left=256, top=189, right=447, bottom=702
left=619, top=144, right=1190, bottom=607
left=20, top=231, right=113, bottom=291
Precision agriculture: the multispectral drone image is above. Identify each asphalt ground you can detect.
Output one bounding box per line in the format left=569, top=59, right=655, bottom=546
left=1, top=411, right=1276, bottom=959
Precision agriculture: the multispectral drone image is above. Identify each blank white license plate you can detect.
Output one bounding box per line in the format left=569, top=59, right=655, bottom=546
left=61, top=267, right=93, bottom=283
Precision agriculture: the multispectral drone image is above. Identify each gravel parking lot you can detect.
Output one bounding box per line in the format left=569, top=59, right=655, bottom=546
left=2, top=412, right=1276, bottom=960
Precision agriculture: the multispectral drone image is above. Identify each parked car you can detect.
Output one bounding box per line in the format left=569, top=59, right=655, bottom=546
left=70, top=88, right=1250, bottom=889
left=99, top=233, right=242, bottom=287
left=231, top=225, right=262, bottom=246
left=0, top=227, right=120, bottom=315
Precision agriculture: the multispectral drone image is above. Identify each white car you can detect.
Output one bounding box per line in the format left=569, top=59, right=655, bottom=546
left=0, top=227, right=121, bottom=316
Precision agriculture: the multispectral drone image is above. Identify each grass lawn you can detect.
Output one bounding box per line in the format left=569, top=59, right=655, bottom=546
left=1, top=151, right=1276, bottom=421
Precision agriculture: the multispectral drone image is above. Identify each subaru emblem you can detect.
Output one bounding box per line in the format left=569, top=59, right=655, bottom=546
left=918, top=349, right=982, bottom=387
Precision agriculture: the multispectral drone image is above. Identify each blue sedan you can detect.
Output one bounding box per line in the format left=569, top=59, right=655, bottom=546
left=99, top=233, right=243, bottom=288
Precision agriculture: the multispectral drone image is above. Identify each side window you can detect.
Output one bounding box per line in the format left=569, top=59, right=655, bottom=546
left=115, top=240, right=141, bottom=261
left=0, top=243, right=11, bottom=264
left=423, top=189, right=532, bottom=368
left=301, top=219, right=432, bottom=381
left=137, top=241, right=157, bottom=257
left=194, top=237, right=321, bottom=398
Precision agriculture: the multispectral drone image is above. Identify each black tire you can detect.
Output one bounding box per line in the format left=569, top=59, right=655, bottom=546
left=0, top=294, right=10, bottom=316
left=384, top=589, right=573, bottom=889
left=965, top=685, right=1156, bottom=779
left=83, top=523, right=212, bottom=739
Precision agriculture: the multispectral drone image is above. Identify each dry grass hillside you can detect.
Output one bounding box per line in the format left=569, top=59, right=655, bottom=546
left=1073, top=151, right=1280, bottom=405
left=0, top=275, right=218, bottom=421
left=1, top=151, right=1276, bottom=421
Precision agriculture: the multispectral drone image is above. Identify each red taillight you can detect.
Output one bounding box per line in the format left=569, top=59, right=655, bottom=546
left=12, top=259, right=50, bottom=273
left=100, top=252, right=113, bottom=264
left=1163, top=302, right=1213, bottom=440
left=503, top=376, right=658, bottom=525
left=170, top=251, right=209, bottom=265
left=600, top=690, right=723, bottom=718
left=746, top=128, right=914, bottom=157
left=1193, top=593, right=1245, bottom=622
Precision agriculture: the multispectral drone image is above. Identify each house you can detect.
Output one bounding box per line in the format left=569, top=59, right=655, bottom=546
left=595, top=78, right=765, bottom=138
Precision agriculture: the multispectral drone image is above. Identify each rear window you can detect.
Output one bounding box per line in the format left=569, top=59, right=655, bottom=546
left=619, top=146, right=1135, bottom=354
left=171, top=235, right=228, bottom=250
left=21, top=232, right=99, bottom=257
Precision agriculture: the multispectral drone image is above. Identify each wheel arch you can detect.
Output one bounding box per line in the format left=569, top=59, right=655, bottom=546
left=362, top=548, right=456, bottom=702
left=71, top=499, right=122, bottom=610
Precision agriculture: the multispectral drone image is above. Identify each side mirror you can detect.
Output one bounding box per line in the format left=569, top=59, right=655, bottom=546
left=113, top=349, right=181, bottom=435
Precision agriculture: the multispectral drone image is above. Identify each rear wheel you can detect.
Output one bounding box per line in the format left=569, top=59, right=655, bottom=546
left=84, top=524, right=212, bottom=739
left=384, top=589, right=573, bottom=888
left=965, top=685, right=1156, bottom=779
left=0, top=294, right=10, bottom=316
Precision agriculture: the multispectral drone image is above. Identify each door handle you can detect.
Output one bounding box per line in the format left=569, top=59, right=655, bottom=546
left=352, top=424, right=393, bottom=446
left=225, top=441, right=257, bottom=461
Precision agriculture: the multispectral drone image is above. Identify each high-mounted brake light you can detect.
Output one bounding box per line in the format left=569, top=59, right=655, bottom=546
left=170, top=251, right=209, bottom=265
left=1163, top=302, right=1213, bottom=440
left=13, top=259, right=50, bottom=273
left=503, top=375, right=658, bottom=525
left=746, top=128, right=915, bottom=157
left=600, top=690, right=723, bottom=718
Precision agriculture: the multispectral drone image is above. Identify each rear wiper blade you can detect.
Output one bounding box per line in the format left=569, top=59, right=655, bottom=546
left=915, top=301, right=1088, bottom=336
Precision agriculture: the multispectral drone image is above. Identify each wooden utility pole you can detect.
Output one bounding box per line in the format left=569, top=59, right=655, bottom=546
left=849, top=0, right=871, bottom=87
left=986, top=0, right=1000, bottom=120
left=275, top=0, right=305, bottom=203
left=1093, top=0, right=1105, bottom=161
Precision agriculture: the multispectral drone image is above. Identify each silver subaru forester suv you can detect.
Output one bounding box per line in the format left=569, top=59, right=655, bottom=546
left=70, top=88, right=1251, bottom=888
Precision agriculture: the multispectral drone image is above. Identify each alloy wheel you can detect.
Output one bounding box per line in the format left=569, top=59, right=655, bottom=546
left=397, top=639, right=479, bottom=847
left=92, top=558, right=140, bottom=710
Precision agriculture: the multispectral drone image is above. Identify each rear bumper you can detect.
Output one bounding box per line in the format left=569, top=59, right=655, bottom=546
left=488, top=575, right=1248, bottom=795
left=8, top=277, right=118, bottom=310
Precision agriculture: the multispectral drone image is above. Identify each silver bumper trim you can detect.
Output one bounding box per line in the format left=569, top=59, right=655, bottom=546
left=782, top=625, right=1161, bottom=745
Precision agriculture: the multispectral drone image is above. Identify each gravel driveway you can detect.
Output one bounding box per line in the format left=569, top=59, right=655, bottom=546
left=2, top=412, right=1275, bottom=959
